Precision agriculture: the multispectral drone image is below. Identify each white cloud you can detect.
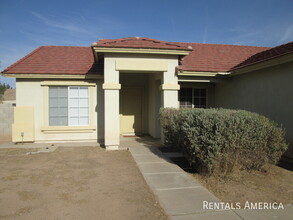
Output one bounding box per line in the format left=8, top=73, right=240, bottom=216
left=227, top=23, right=293, bottom=46
left=0, top=46, right=30, bottom=88
left=0, top=45, right=36, bottom=71
left=26, top=11, right=128, bottom=46
left=278, top=25, right=293, bottom=44
left=202, top=5, right=209, bottom=44
left=202, top=26, right=208, bottom=43
left=30, top=11, right=92, bottom=35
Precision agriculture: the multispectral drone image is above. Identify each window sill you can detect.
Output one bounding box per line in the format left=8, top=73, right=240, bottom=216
left=41, top=126, right=96, bottom=133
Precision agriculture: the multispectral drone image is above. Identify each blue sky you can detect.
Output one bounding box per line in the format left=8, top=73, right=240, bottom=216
left=1, top=0, right=293, bottom=87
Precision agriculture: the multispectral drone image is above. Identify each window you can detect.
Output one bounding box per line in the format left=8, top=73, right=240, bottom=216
left=49, top=86, right=89, bottom=126
left=179, top=88, right=207, bottom=108
left=179, top=88, right=192, bottom=108
left=193, top=88, right=206, bottom=108
left=49, top=87, right=68, bottom=126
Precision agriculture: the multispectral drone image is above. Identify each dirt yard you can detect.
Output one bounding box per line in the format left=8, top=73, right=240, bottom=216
left=192, top=164, right=293, bottom=205
left=0, top=146, right=167, bottom=220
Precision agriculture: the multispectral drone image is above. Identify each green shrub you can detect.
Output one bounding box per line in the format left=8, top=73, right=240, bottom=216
left=159, top=108, right=288, bottom=176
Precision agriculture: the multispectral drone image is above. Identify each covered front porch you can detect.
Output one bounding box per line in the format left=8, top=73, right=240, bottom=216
left=100, top=53, right=181, bottom=150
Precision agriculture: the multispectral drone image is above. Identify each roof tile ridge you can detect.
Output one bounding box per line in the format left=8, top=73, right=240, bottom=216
left=140, top=37, right=166, bottom=42
left=95, top=37, right=191, bottom=50
left=97, top=37, right=136, bottom=44
left=2, top=46, right=45, bottom=73
left=164, top=42, right=190, bottom=49
left=115, top=37, right=153, bottom=42
left=97, top=37, right=186, bottom=46
left=138, top=37, right=190, bottom=49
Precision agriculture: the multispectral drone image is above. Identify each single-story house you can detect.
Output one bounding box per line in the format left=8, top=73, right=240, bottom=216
left=2, top=37, right=293, bottom=161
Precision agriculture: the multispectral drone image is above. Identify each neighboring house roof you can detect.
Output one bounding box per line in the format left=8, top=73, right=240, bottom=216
left=94, top=37, right=192, bottom=51
left=2, top=46, right=102, bottom=75
left=3, top=89, right=16, bottom=101
left=231, top=41, right=293, bottom=71
left=176, top=43, right=270, bottom=72
left=2, top=37, right=291, bottom=75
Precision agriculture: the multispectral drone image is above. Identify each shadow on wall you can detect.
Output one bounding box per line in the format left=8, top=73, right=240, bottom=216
left=96, top=81, right=104, bottom=146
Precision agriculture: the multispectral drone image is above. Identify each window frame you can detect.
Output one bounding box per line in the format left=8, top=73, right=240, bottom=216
left=41, top=81, right=96, bottom=133
left=179, top=87, right=208, bottom=109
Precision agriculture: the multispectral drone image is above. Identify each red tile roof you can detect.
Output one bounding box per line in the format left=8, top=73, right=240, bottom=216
left=231, top=41, right=293, bottom=71
left=2, top=46, right=102, bottom=75
left=176, top=43, right=270, bottom=72
left=94, top=37, right=192, bottom=51
left=2, top=37, right=291, bottom=75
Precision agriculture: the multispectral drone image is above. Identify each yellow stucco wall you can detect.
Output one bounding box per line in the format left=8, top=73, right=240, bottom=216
left=15, top=79, right=101, bottom=143
left=12, top=106, right=34, bottom=142
left=116, top=59, right=168, bottom=72
left=215, top=61, right=293, bottom=160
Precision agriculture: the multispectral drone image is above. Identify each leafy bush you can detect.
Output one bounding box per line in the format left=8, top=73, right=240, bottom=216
left=159, top=108, right=288, bottom=176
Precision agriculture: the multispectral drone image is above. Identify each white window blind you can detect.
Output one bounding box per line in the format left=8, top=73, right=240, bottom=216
left=49, top=86, right=89, bottom=126
left=49, top=87, right=68, bottom=126
left=68, top=86, right=89, bottom=126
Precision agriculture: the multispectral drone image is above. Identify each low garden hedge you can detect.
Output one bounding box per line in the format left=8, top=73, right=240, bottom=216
left=159, top=108, right=288, bottom=176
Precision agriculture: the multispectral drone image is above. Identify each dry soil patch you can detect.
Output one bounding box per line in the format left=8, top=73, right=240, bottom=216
left=192, top=165, right=293, bottom=205
left=0, top=147, right=167, bottom=220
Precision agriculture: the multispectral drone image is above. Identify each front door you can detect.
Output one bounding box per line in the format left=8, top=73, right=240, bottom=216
left=120, top=87, right=143, bottom=135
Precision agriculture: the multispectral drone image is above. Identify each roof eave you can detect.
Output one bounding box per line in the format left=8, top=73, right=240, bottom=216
left=92, top=47, right=191, bottom=55
left=177, top=70, right=230, bottom=77
left=1, top=73, right=103, bottom=79
left=230, top=52, right=293, bottom=76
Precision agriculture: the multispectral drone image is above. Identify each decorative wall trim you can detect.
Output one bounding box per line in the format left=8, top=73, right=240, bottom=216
left=159, top=84, right=180, bottom=90
left=41, top=81, right=96, bottom=86
left=41, top=126, right=96, bottom=133
left=102, top=83, right=121, bottom=90
left=93, top=47, right=190, bottom=55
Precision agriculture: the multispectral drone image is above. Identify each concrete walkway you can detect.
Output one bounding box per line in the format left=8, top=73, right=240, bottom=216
left=122, top=136, right=293, bottom=220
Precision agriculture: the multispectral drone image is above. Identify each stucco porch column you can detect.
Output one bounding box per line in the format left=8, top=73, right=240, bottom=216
left=103, top=56, right=121, bottom=150
left=160, top=64, right=180, bottom=108
left=160, top=84, right=180, bottom=108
